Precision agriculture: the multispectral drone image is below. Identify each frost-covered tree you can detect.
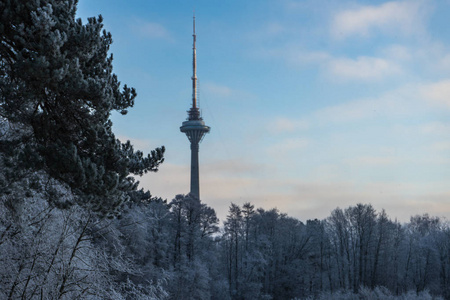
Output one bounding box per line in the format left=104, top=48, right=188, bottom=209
left=0, top=0, right=164, bottom=216
left=0, top=180, right=122, bottom=299
left=167, top=194, right=220, bottom=299
left=0, top=181, right=173, bottom=299
left=97, top=198, right=171, bottom=299
left=347, top=203, right=377, bottom=291
left=223, top=203, right=243, bottom=297
left=404, top=214, right=442, bottom=295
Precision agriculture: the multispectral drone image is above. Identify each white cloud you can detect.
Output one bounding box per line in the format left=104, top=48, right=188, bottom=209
left=260, top=46, right=402, bottom=82
left=332, top=1, right=427, bottom=39
left=309, top=80, right=450, bottom=124
left=327, top=56, right=402, bottom=81
left=440, top=54, right=450, bottom=70
left=421, top=79, right=450, bottom=109
left=313, top=89, right=414, bottom=123
left=344, top=156, right=400, bottom=166
left=419, top=122, right=450, bottom=136
left=430, top=141, right=450, bottom=152
left=381, top=45, right=414, bottom=61
left=315, top=97, right=373, bottom=122
left=269, top=117, right=309, bottom=133
left=267, top=138, right=309, bottom=156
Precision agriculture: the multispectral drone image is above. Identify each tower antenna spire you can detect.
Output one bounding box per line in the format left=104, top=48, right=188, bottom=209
left=192, top=13, right=198, bottom=111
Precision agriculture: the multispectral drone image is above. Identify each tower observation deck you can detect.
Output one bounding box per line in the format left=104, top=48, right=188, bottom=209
left=180, top=16, right=210, bottom=200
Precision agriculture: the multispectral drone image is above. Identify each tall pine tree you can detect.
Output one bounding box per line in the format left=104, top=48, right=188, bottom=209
left=0, top=0, right=164, bottom=216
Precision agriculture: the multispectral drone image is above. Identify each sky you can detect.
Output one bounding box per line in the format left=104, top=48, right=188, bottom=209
left=76, top=0, right=450, bottom=224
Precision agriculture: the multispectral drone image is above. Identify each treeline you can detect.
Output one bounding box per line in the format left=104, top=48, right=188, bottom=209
left=220, top=202, right=450, bottom=300
left=1, top=188, right=449, bottom=299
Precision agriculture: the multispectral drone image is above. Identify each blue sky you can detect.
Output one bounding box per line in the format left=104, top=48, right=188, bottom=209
left=77, top=0, right=450, bottom=223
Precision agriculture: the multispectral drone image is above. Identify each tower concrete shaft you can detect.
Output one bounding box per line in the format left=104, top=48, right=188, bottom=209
left=180, top=16, right=210, bottom=200
left=190, top=135, right=200, bottom=198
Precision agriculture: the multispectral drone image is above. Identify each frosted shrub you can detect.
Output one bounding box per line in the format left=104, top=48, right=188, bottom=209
left=399, top=290, right=443, bottom=300
left=304, top=290, right=358, bottom=300
left=294, top=288, right=444, bottom=300
left=359, top=286, right=395, bottom=299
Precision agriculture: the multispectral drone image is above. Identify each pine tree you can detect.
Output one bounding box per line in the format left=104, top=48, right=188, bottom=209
left=0, top=0, right=164, bottom=216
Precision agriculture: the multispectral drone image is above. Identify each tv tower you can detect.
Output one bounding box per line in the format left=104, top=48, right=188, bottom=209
left=180, top=16, right=210, bottom=200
